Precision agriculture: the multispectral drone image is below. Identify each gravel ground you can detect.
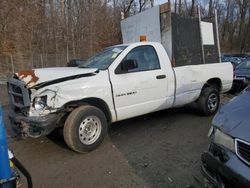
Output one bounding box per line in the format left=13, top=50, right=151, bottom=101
left=1, top=91, right=233, bottom=188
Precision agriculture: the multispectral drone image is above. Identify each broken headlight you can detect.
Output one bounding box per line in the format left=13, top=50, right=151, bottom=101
left=33, top=96, right=47, bottom=110
left=213, top=128, right=235, bottom=153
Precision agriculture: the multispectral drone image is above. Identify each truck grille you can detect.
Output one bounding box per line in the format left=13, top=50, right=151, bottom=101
left=7, top=78, right=30, bottom=109
left=236, top=139, right=250, bottom=166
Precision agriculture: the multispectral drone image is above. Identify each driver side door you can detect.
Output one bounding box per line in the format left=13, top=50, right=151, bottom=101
left=109, top=45, right=168, bottom=121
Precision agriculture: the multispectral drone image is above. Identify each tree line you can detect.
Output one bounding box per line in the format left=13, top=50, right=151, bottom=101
left=0, top=0, right=249, bottom=73
left=173, top=0, right=250, bottom=54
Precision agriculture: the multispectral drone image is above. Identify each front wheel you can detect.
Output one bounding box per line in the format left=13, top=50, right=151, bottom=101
left=197, top=87, right=220, bottom=116
left=63, top=105, right=108, bottom=153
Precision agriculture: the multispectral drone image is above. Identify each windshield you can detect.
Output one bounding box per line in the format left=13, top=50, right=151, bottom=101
left=236, top=60, right=250, bottom=69
left=79, top=45, right=127, bottom=70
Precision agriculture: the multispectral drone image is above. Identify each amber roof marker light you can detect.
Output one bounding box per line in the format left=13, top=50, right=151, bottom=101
left=140, top=35, right=147, bottom=42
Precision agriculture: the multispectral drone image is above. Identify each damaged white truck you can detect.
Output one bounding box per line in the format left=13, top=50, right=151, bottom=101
left=7, top=42, right=233, bottom=153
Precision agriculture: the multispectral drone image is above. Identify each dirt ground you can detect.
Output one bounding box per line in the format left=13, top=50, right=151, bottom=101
left=1, top=85, right=233, bottom=188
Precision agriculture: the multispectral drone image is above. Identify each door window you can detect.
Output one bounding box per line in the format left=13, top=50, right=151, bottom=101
left=116, top=45, right=160, bottom=73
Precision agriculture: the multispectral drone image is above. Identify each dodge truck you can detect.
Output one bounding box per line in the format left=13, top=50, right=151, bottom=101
left=7, top=42, right=233, bottom=153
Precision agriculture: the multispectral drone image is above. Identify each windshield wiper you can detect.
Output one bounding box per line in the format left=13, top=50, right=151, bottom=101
left=79, top=65, right=90, bottom=68
left=78, top=65, right=100, bottom=72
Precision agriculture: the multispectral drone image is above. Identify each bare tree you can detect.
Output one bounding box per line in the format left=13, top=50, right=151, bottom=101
left=139, top=0, right=147, bottom=12
left=240, top=4, right=250, bottom=52
left=237, top=0, right=248, bottom=36
left=178, top=0, right=182, bottom=14
left=208, top=0, right=213, bottom=17
left=0, top=0, right=250, bottom=74
left=190, top=0, right=195, bottom=16
left=174, top=0, right=177, bottom=13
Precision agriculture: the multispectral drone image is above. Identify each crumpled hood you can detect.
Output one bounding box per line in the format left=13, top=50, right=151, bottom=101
left=212, top=89, right=250, bottom=142
left=16, top=67, right=98, bottom=88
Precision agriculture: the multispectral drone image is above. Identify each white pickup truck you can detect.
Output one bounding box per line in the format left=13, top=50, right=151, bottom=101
left=7, top=42, right=233, bottom=153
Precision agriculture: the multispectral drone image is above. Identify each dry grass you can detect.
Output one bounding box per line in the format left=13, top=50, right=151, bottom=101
left=0, top=84, right=8, bottom=106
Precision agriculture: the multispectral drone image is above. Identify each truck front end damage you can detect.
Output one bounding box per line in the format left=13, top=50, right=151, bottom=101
left=7, top=71, right=65, bottom=138
left=7, top=67, right=107, bottom=139
left=8, top=110, right=60, bottom=138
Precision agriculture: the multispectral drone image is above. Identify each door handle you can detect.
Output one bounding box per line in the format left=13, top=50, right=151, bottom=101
left=156, top=75, right=166, bottom=79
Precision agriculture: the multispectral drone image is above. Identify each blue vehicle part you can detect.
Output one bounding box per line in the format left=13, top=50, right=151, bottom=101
left=0, top=106, right=14, bottom=188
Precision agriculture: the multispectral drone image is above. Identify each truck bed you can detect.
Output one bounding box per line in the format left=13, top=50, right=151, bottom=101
left=173, top=63, right=233, bottom=107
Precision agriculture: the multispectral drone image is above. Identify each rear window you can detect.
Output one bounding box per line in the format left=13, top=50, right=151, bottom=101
left=237, top=60, right=250, bottom=69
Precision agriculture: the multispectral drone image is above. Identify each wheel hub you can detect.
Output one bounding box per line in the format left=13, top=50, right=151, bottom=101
left=79, top=116, right=102, bottom=145
left=208, top=93, right=218, bottom=111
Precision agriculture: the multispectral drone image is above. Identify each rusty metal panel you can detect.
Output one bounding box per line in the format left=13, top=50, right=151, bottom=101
left=171, top=13, right=202, bottom=66
left=160, top=3, right=171, bottom=13
left=160, top=10, right=172, bottom=60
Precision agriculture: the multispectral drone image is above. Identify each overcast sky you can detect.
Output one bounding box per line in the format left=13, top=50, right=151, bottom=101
left=154, top=0, right=168, bottom=5
left=154, top=0, right=210, bottom=6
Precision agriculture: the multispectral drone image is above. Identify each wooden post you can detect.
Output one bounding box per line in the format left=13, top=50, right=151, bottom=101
left=198, top=5, right=205, bottom=64
left=214, top=9, right=221, bottom=63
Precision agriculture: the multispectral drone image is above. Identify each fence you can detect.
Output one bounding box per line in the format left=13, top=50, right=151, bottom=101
left=0, top=52, right=83, bottom=78
left=0, top=53, right=83, bottom=105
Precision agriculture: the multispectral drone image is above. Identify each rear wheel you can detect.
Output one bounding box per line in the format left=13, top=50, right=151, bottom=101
left=197, top=87, right=220, bottom=116
left=63, top=105, right=108, bottom=153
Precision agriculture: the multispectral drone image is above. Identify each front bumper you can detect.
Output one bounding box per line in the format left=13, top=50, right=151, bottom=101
left=201, top=144, right=250, bottom=188
left=8, top=110, right=63, bottom=138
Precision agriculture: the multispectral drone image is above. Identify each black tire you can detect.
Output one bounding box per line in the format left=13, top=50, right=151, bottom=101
left=197, top=87, right=220, bottom=116
left=63, top=105, right=108, bottom=153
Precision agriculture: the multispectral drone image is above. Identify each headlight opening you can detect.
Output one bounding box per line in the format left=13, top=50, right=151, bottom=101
left=33, top=96, right=47, bottom=110
left=213, top=128, right=235, bottom=152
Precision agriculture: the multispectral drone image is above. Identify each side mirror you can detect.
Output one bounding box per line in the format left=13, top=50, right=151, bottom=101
left=121, top=59, right=138, bottom=71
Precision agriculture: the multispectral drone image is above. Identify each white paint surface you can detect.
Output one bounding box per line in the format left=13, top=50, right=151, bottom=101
left=17, top=67, right=98, bottom=88
left=25, top=42, right=233, bottom=123
left=201, top=21, right=215, bottom=45
left=108, top=42, right=175, bottom=121
left=121, top=6, right=161, bottom=43
left=174, top=63, right=233, bottom=107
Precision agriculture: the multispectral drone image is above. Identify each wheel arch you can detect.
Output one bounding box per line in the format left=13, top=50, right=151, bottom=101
left=63, top=98, right=113, bottom=123
left=202, top=78, right=222, bottom=92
